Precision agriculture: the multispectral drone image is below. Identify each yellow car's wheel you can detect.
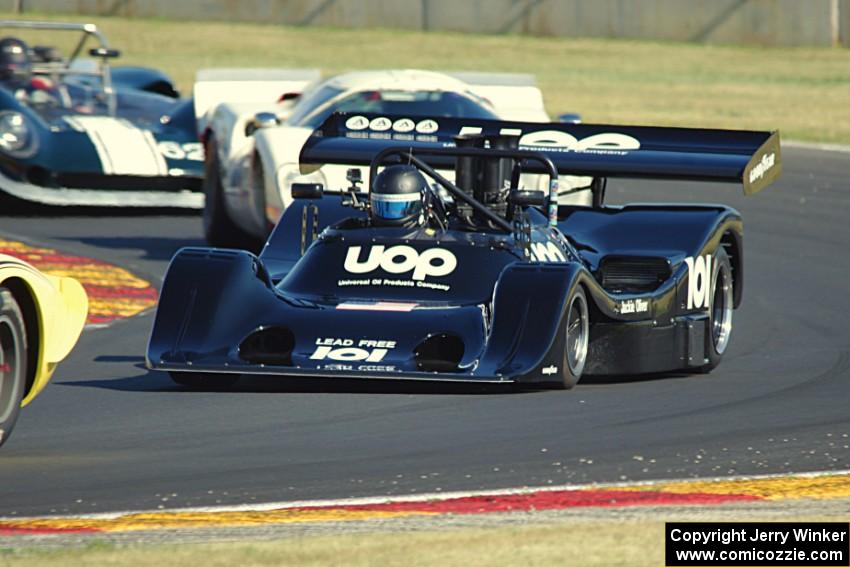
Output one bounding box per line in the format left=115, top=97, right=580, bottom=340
left=0, top=288, right=27, bottom=448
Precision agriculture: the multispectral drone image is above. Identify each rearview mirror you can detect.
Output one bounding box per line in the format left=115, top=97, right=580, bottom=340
left=88, top=47, right=121, bottom=58
left=292, top=183, right=323, bottom=200
left=509, top=190, right=546, bottom=207
left=245, top=112, right=279, bottom=136
left=557, top=113, right=582, bottom=124
left=278, top=92, right=301, bottom=103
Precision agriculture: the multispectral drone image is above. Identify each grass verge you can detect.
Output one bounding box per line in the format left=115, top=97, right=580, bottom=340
left=3, top=521, right=677, bottom=567
left=2, top=513, right=847, bottom=567
left=3, top=11, right=850, bottom=143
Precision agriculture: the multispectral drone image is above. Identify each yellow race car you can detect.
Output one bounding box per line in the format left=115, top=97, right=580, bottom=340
left=0, top=254, right=87, bottom=448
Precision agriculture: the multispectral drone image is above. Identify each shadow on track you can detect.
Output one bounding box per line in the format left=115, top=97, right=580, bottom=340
left=580, top=372, right=695, bottom=385
left=58, top=367, right=527, bottom=396
left=85, top=356, right=694, bottom=392
left=0, top=192, right=199, bottom=218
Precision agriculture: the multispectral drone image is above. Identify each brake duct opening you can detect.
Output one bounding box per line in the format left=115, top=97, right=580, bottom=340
left=414, top=333, right=465, bottom=372
left=238, top=326, right=295, bottom=366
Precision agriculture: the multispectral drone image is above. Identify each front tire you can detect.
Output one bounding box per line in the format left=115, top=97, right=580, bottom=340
left=169, top=371, right=240, bottom=390
left=552, top=285, right=589, bottom=389
left=202, top=137, right=262, bottom=251
left=699, top=246, right=734, bottom=373
left=0, top=288, right=27, bottom=448
left=250, top=151, right=273, bottom=240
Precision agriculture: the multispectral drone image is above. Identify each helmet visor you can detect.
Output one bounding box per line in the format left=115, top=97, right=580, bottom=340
left=371, top=193, right=421, bottom=220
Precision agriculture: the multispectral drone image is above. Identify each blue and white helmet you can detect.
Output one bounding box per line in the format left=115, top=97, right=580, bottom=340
left=370, top=164, right=427, bottom=227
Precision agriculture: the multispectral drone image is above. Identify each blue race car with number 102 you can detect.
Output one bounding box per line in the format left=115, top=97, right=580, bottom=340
left=0, top=20, right=202, bottom=208
left=147, top=112, right=780, bottom=389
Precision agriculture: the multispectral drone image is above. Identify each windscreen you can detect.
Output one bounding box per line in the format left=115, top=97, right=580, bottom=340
left=285, top=84, right=344, bottom=126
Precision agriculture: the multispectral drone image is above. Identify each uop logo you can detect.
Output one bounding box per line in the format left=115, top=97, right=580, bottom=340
left=457, top=126, right=641, bottom=152
left=685, top=255, right=712, bottom=310
left=344, top=245, right=457, bottom=281
left=749, top=152, right=776, bottom=184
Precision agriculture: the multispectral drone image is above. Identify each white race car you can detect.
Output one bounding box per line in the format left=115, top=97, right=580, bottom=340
left=195, top=68, right=585, bottom=248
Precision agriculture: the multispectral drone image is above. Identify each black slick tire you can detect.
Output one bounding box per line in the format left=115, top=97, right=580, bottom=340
left=0, top=288, right=27, bottom=448
left=202, top=137, right=262, bottom=251
left=699, top=246, right=734, bottom=373
left=552, top=285, right=589, bottom=390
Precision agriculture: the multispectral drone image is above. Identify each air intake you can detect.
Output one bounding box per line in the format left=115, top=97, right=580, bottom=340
left=414, top=333, right=464, bottom=373
left=597, top=256, right=671, bottom=293
left=238, top=327, right=295, bottom=365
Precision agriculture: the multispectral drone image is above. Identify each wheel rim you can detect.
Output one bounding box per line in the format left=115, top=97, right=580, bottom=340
left=710, top=259, right=734, bottom=355
left=566, top=292, right=589, bottom=377
left=0, top=316, right=23, bottom=423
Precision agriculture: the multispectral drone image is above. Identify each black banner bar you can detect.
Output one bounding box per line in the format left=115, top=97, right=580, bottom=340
left=666, top=522, right=849, bottom=566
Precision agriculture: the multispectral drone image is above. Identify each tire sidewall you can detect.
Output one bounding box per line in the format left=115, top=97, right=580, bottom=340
left=557, top=284, right=589, bottom=389
left=250, top=151, right=269, bottom=237
left=701, top=247, right=733, bottom=372
left=0, top=288, right=27, bottom=448
left=202, top=137, right=225, bottom=241
left=202, top=137, right=264, bottom=251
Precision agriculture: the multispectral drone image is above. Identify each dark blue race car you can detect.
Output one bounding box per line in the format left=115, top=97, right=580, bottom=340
left=0, top=20, right=202, bottom=208
left=147, top=112, right=781, bottom=389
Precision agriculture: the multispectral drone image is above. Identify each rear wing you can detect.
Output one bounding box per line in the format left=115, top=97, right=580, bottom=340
left=193, top=68, right=321, bottom=126
left=299, top=113, right=781, bottom=195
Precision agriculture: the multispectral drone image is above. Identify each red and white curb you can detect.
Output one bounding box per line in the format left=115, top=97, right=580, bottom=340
left=1, top=469, right=848, bottom=535
left=0, top=238, right=157, bottom=326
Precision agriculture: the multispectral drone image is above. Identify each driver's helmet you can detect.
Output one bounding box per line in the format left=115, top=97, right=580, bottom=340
left=370, top=164, right=428, bottom=227
left=0, top=37, right=31, bottom=83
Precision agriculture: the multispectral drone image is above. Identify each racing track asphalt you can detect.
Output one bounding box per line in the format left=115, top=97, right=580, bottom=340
left=0, top=145, right=848, bottom=517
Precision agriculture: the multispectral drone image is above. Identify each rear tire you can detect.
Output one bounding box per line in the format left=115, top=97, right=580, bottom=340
left=552, top=285, right=589, bottom=390
left=169, top=371, right=240, bottom=390
left=0, top=288, right=27, bottom=448
left=202, top=137, right=262, bottom=251
left=699, top=247, right=734, bottom=373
